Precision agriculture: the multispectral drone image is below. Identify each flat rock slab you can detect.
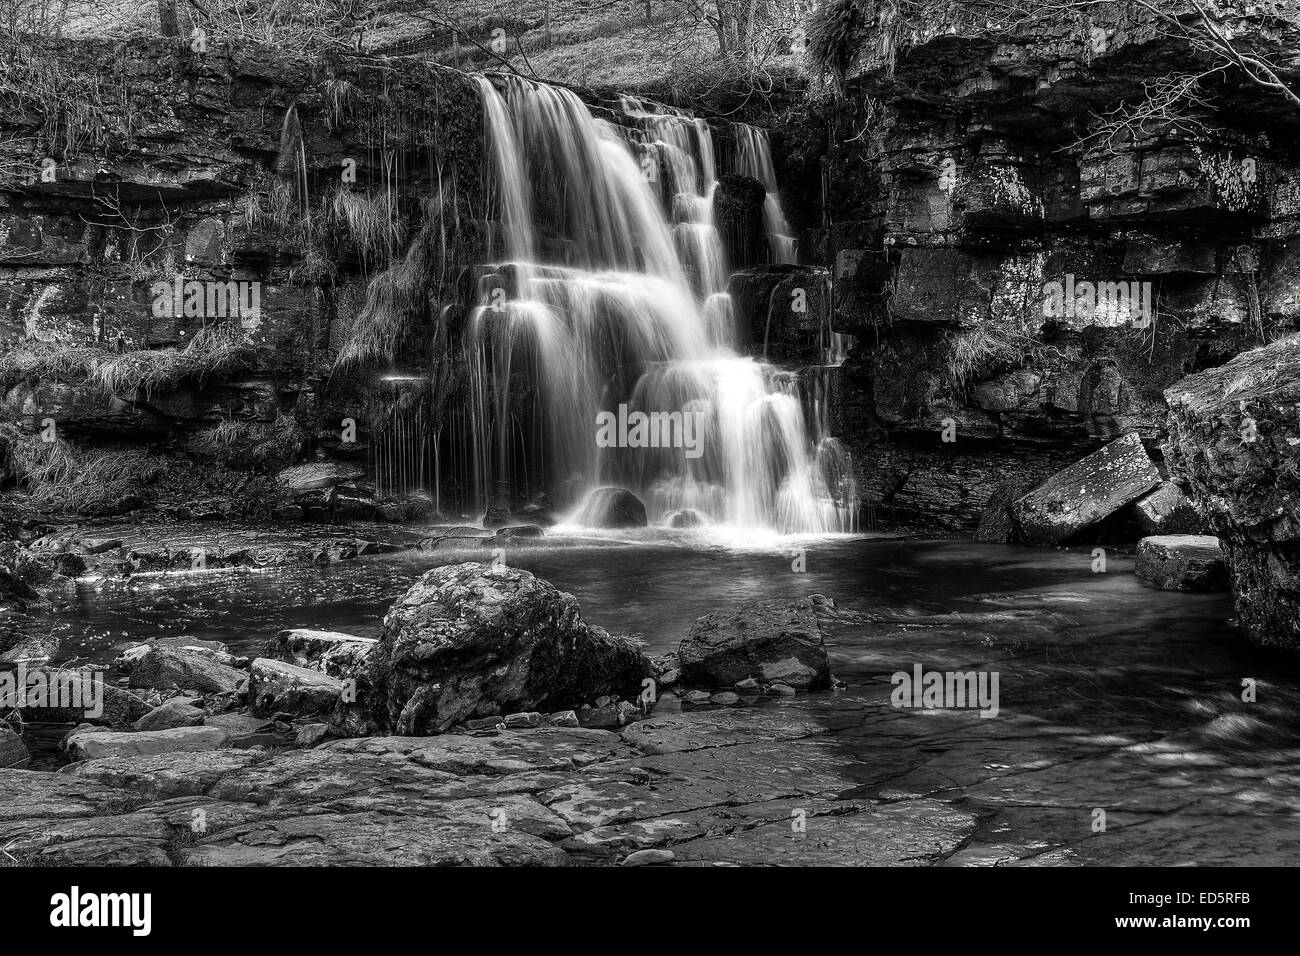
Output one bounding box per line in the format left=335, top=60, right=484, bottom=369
left=181, top=804, right=571, bottom=867
left=1135, top=535, right=1228, bottom=591
left=0, top=810, right=173, bottom=866
left=65, top=725, right=233, bottom=761
left=0, top=768, right=136, bottom=822
left=670, top=798, right=977, bottom=866
left=276, top=461, right=365, bottom=492
left=62, top=750, right=262, bottom=800
left=1012, top=433, right=1161, bottom=546
left=326, top=727, right=637, bottom=776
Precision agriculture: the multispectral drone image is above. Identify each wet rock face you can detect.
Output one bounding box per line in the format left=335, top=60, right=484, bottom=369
left=712, top=172, right=768, bottom=270
left=1164, top=335, right=1300, bottom=651
left=368, top=563, right=653, bottom=734
left=678, top=596, right=834, bottom=690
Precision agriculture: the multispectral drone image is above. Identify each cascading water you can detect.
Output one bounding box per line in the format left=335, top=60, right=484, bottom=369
left=462, top=73, right=856, bottom=534
left=735, top=123, right=798, bottom=265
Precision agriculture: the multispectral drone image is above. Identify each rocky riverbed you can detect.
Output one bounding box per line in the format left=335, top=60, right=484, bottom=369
left=4, top=539, right=1299, bottom=867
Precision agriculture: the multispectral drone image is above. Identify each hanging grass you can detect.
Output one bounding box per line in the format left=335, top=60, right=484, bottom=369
left=333, top=194, right=448, bottom=371
left=91, top=325, right=255, bottom=398
left=0, top=341, right=104, bottom=391
left=332, top=188, right=407, bottom=267
left=1, top=425, right=166, bottom=517
left=190, top=413, right=309, bottom=471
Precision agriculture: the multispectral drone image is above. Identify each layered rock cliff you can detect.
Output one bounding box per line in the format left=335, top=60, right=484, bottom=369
left=797, top=0, right=1300, bottom=533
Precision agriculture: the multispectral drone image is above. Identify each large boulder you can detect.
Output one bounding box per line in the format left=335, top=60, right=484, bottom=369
left=368, top=563, right=653, bottom=734
left=678, top=596, right=834, bottom=690
left=1136, top=535, right=1229, bottom=592
left=1164, top=334, right=1300, bottom=650
left=1011, top=433, right=1161, bottom=546
left=573, top=487, right=648, bottom=529
left=264, top=629, right=376, bottom=680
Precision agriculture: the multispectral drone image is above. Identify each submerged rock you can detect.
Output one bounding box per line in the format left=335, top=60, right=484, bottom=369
left=574, top=487, right=648, bottom=529
left=369, top=563, right=653, bottom=734
left=1135, top=535, right=1228, bottom=592
left=1011, top=433, right=1161, bottom=546
left=1165, top=335, right=1300, bottom=649
left=678, top=596, right=833, bottom=690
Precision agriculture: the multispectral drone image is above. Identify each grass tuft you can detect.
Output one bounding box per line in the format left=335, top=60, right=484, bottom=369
left=91, top=325, right=255, bottom=398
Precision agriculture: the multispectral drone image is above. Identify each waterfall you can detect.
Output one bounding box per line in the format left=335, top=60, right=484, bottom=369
left=735, top=123, right=798, bottom=265
left=462, top=74, right=856, bottom=534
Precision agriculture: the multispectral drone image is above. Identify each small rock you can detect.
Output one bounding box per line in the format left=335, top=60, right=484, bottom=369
left=580, top=700, right=639, bottom=728
left=466, top=715, right=505, bottom=731
left=503, top=711, right=543, bottom=729
left=683, top=690, right=712, bottom=704
left=735, top=677, right=761, bottom=692
left=547, top=710, right=579, bottom=727
left=133, top=699, right=205, bottom=732
left=767, top=681, right=797, bottom=697
left=679, top=596, right=833, bottom=690
left=710, top=691, right=740, bottom=705
left=295, top=723, right=331, bottom=747
left=659, top=668, right=681, bottom=686
left=203, top=712, right=273, bottom=736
